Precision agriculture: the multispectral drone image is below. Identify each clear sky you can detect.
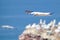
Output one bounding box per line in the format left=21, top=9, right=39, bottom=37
left=0, top=0, right=60, bottom=40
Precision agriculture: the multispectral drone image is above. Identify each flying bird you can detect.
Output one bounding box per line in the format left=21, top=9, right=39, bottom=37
left=1, top=25, right=14, bottom=29
left=25, top=10, right=53, bottom=16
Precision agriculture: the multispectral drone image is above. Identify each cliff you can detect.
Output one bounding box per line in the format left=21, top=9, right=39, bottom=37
left=19, top=19, right=60, bottom=40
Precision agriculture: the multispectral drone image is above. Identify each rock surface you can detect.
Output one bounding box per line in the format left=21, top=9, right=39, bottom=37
left=19, top=20, right=60, bottom=40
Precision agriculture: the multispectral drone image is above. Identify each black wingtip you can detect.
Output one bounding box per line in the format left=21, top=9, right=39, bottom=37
left=50, top=12, right=54, bottom=15
left=25, top=10, right=33, bottom=13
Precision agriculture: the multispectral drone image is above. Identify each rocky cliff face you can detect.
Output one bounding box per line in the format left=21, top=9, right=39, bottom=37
left=19, top=28, right=48, bottom=40
left=19, top=20, right=60, bottom=40
left=19, top=28, right=60, bottom=40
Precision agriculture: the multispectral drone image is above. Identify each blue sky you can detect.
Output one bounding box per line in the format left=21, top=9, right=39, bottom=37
left=0, top=0, right=60, bottom=16
left=0, top=0, right=60, bottom=40
left=0, top=0, right=60, bottom=24
left=0, top=1, right=60, bottom=16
